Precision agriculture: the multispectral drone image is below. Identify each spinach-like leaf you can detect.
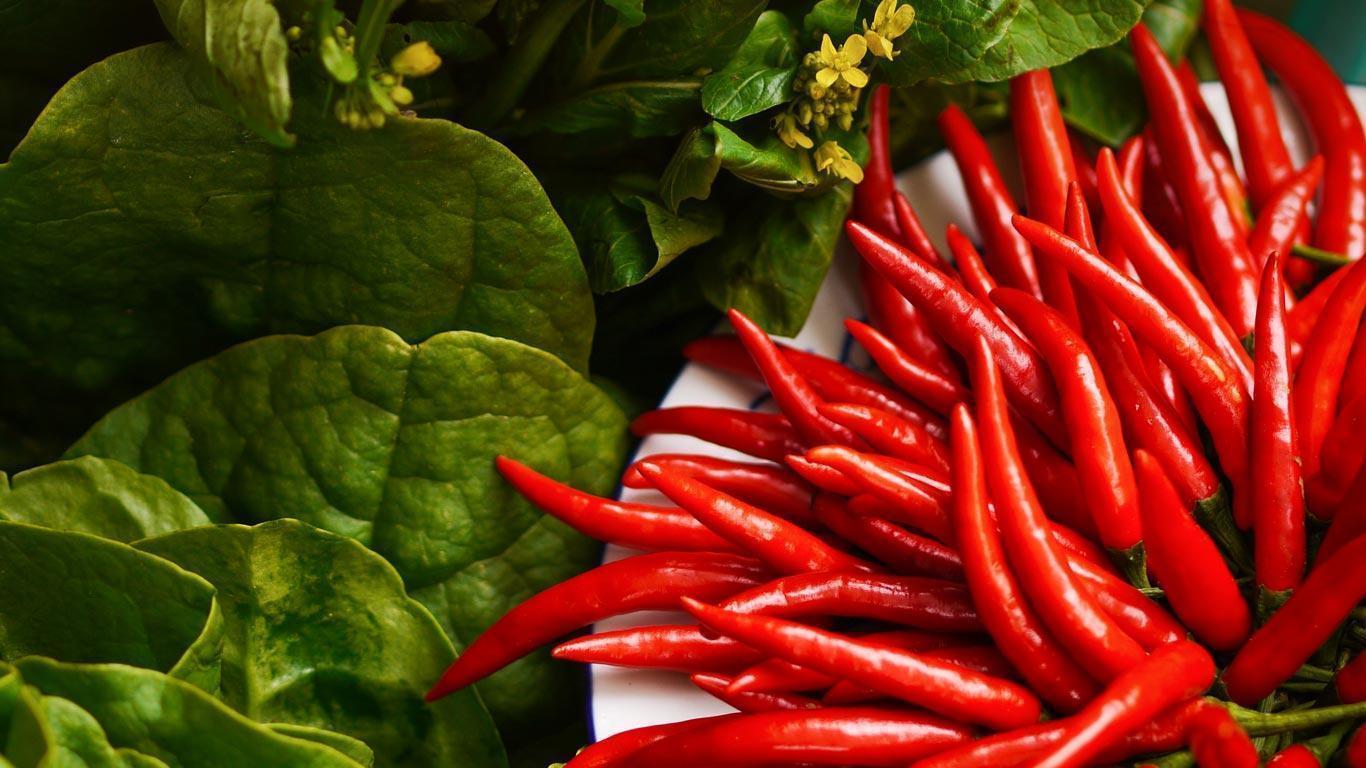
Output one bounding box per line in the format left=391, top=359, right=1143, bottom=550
left=137, top=520, right=508, bottom=768
left=712, top=122, right=820, bottom=193
left=516, top=79, right=704, bottom=138
left=0, top=523, right=221, bottom=683
left=22, top=693, right=156, bottom=768
left=602, top=0, right=646, bottom=27
left=557, top=175, right=723, bottom=292
left=67, top=325, right=628, bottom=736
left=804, top=0, right=865, bottom=40
left=702, top=11, right=800, bottom=122
left=0, top=44, right=593, bottom=452
left=660, top=127, right=723, bottom=211
left=698, top=182, right=853, bottom=335
left=13, top=659, right=367, bottom=768
left=152, top=0, right=293, bottom=146
left=265, top=725, right=375, bottom=768
left=0, top=457, right=215, bottom=539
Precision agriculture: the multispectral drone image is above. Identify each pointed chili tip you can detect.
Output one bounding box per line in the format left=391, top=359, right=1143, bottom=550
left=689, top=672, right=732, bottom=693
left=424, top=675, right=456, bottom=703
left=726, top=306, right=751, bottom=329
left=679, top=596, right=712, bottom=620
left=806, top=444, right=853, bottom=464
left=635, top=460, right=666, bottom=482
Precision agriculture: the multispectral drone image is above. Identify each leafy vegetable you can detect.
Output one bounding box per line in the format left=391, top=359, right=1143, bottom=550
left=701, top=11, right=801, bottom=122
left=67, top=325, right=628, bottom=736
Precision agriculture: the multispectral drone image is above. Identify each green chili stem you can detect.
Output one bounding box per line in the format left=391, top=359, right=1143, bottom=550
left=1293, top=243, right=1352, bottom=265
left=1226, top=698, right=1366, bottom=735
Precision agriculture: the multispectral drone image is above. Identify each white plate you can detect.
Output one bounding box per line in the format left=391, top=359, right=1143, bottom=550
left=588, top=83, right=1366, bottom=741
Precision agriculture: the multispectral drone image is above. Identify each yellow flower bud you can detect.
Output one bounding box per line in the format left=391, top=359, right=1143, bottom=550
left=391, top=41, right=442, bottom=77
left=390, top=85, right=414, bottom=106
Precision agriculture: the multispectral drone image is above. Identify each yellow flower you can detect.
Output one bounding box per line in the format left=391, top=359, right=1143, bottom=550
left=814, top=141, right=864, bottom=183
left=864, top=0, right=916, bottom=60
left=391, top=41, right=442, bottom=77
left=814, top=34, right=869, bottom=89
left=773, top=113, right=814, bottom=149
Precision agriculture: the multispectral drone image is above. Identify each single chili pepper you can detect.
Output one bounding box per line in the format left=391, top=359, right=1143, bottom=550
left=1134, top=450, right=1250, bottom=653
left=821, top=645, right=1019, bottom=704
left=939, top=103, right=1043, bottom=297
left=817, top=402, right=951, bottom=474
left=847, top=221, right=1068, bottom=447
left=425, top=551, right=768, bottom=700
left=683, top=598, right=1042, bottom=730
left=812, top=494, right=964, bottom=580
left=689, top=673, right=820, bottom=713
left=1340, top=324, right=1366, bottom=414
left=620, top=454, right=815, bottom=526
left=551, top=625, right=762, bottom=673
left=718, top=571, right=981, bottom=633
left=1011, top=69, right=1082, bottom=327
left=1048, top=521, right=1117, bottom=574
left=1029, top=641, right=1216, bottom=768
left=1187, top=704, right=1259, bottom=768
left=1336, top=653, right=1366, bottom=704
left=1240, top=10, right=1366, bottom=261
left=843, top=319, right=969, bottom=416
left=620, top=707, right=973, bottom=768
left=631, top=407, right=804, bottom=463
left=1266, top=744, right=1322, bottom=768
left=1176, top=62, right=1254, bottom=236
left=564, top=716, right=736, bottom=768
left=1065, top=544, right=1185, bottom=651
left=1351, top=726, right=1366, bottom=768
left=945, top=224, right=1029, bottom=338
left=1223, top=535, right=1366, bottom=705
left=1251, top=252, right=1306, bottom=593
left=1287, top=266, right=1348, bottom=354
left=682, top=335, right=943, bottom=431
left=971, top=337, right=1147, bottom=681
left=1102, top=135, right=1146, bottom=271
left=1308, top=392, right=1366, bottom=512
left=1096, top=148, right=1254, bottom=392
left=729, top=629, right=961, bottom=695
left=727, top=309, right=865, bottom=449
left=1070, top=130, right=1100, bottom=209
left=894, top=192, right=951, bottom=269
left=1132, top=25, right=1260, bottom=336
left=1248, top=158, right=1325, bottom=277
left=852, top=84, right=902, bottom=238
left=1142, top=127, right=1189, bottom=250
left=1014, top=214, right=1253, bottom=529
left=1315, top=462, right=1366, bottom=566
left=861, top=262, right=965, bottom=385
left=636, top=462, right=869, bottom=575
left=785, top=453, right=863, bottom=496
left=1293, top=258, right=1366, bottom=484
left=993, top=287, right=1144, bottom=563
left=947, top=403, right=1098, bottom=714
left=496, top=456, right=734, bottom=552
left=802, top=446, right=954, bottom=543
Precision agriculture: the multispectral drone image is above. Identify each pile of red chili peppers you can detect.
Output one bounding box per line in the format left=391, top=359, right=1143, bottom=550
left=429, top=10, right=1366, bottom=767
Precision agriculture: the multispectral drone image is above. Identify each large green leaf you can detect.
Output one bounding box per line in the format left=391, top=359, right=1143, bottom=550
left=701, top=11, right=800, bottom=122
left=13, top=660, right=366, bottom=768
left=0, top=523, right=221, bottom=685
left=152, top=0, right=293, bottom=146
left=137, top=521, right=507, bottom=768
left=0, top=44, right=593, bottom=453
left=711, top=122, right=820, bottom=193
left=0, top=457, right=215, bottom=538
left=20, top=693, right=160, bottom=768
left=265, top=725, right=374, bottom=768
left=67, top=325, right=628, bottom=735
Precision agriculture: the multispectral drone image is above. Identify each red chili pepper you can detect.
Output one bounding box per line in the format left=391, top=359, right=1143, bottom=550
left=619, top=707, right=973, bottom=768
left=1240, top=10, right=1366, bottom=261
left=551, top=625, right=762, bottom=673
left=1251, top=252, right=1306, bottom=592
left=496, top=456, right=734, bottom=552
left=861, top=263, right=965, bottom=385
left=1187, top=704, right=1259, bottom=768
left=1011, top=69, right=1082, bottom=327
left=718, top=572, right=981, bottom=633
left=689, top=673, right=820, bottom=713
left=843, top=319, right=969, bottom=416
left=821, top=645, right=1019, bottom=705
left=802, top=446, right=954, bottom=543
left=1293, top=257, right=1366, bottom=484
left=631, top=407, right=804, bottom=463
left=1100, top=135, right=1145, bottom=275
left=1223, top=535, right=1366, bottom=705
left=635, top=462, right=869, bottom=575
left=1070, top=130, right=1100, bottom=210
left=939, top=103, right=1043, bottom=297
left=1066, top=545, right=1185, bottom=652
left=1177, top=62, right=1254, bottom=236
left=847, top=221, right=1068, bottom=447
left=1028, top=641, right=1216, bottom=768
left=1308, top=392, right=1366, bottom=512
left=729, top=629, right=960, bottom=695
left=683, top=598, right=1042, bottom=730
left=1095, top=148, right=1254, bottom=392
left=971, top=337, right=1147, bottom=680
left=1351, top=727, right=1366, bottom=768
left=817, top=402, right=951, bottom=474
left=1288, top=267, right=1348, bottom=354
left=727, top=309, right=865, bottom=448
left=894, top=191, right=950, bottom=269
left=1266, top=744, right=1322, bottom=768
left=948, top=403, right=1098, bottom=714
left=785, top=453, right=863, bottom=496
left=1248, top=157, right=1325, bottom=272
left=1337, top=653, right=1366, bottom=704
left=1132, top=24, right=1260, bottom=336
left=992, top=287, right=1143, bottom=558
left=1133, top=451, right=1250, bottom=651
left=853, top=85, right=903, bottom=238
left=812, top=494, right=963, bottom=580
left=945, top=224, right=1028, bottom=337
left=1014, top=214, right=1253, bottom=529
left=1315, top=461, right=1366, bottom=566
left=1341, top=322, right=1366, bottom=419
left=1142, top=127, right=1189, bottom=250
left=565, top=716, right=735, bottom=768
left=425, top=551, right=768, bottom=701
left=1009, top=417, right=1095, bottom=539
left=620, top=454, right=815, bottom=526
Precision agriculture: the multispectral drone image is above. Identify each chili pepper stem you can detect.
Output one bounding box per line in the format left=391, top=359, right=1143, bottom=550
left=1110, top=543, right=1151, bottom=589
left=1192, top=486, right=1253, bottom=573
left=1292, top=243, right=1352, bottom=265
left=1224, top=698, right=1366, bottom=735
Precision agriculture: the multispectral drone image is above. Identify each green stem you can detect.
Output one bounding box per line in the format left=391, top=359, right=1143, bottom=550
left=1193, top=486, right=1253, bottom=573
left=1140, top=751, right=1194, bottom=767
left=1226, top=699, right=1366, bottom=735
left=1111, top=543, right=1150, bottom=589
left=353, top=0, right=405, bottom=80
left=466, top=0, right=590, bottom=128
left=1294, top=664, right=1336, bottom=683
left=1293, top=243, right=1352, bottom=265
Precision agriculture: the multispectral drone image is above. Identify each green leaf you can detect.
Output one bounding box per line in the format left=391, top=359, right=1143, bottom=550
left=28, top=693, right=151, bottom=768
left=0, top=456, right=215, bottom=538
left=387, top=21, right=496, bottom=63
left=67, top=325, right=628, bottom=736
left=602, top=0, right=646, bottom=27
left=702, top=11, right=800, bottom=122
left=13, top=659, right=367, bottom=768
left=698, top=183, right=853, bottom=335
left=0, top=44, right=594, bottom=451
left=660, top=127, right=723, bottom=211
left=265, top=726, right=375, bottom=768
left=516, top=79, right=704, bottom=138
left=137, top=521, right=508, bottom=768
left=556, top=175, right=723, bottom=292
left=711, top=122, right=819, bottom=193
left=803, top=0, right=865, bottom=40
left=0, top=522, right=220, bottom=682
left=152, top=0, right=294, bottom=146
